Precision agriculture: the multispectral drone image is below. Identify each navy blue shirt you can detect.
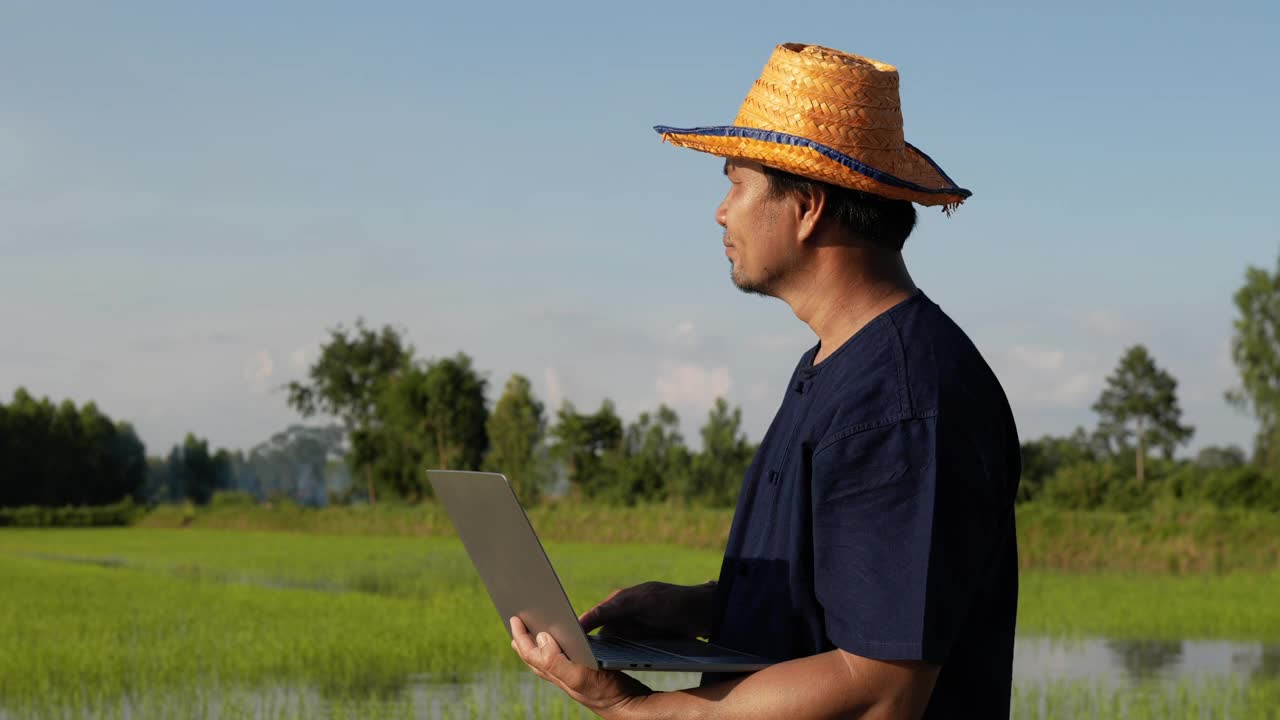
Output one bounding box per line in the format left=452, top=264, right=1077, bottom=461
left=705, top=290, right=1020, bottom=718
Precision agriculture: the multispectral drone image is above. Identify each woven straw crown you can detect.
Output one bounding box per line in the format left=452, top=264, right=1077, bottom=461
left=655, top=43, right=970, bottom=210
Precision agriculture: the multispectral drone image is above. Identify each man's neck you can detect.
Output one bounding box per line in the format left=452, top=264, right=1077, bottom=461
left=783, top=249, right=917, bottom=366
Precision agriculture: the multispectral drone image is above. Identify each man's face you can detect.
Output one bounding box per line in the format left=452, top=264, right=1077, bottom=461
left=717, top=159, right=801, bottom=297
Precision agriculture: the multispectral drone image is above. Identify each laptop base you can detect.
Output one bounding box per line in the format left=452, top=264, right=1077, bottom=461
left=590, top=636, right=772, bottom=673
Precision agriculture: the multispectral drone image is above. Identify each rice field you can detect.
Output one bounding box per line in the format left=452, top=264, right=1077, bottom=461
left=2, top=528, right=1278, bottom=718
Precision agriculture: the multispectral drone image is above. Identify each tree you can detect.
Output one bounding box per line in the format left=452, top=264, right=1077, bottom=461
left=549, top=400, right=623, bottom=498
left=0, top=388, right=146, bottom=508
left=179, top=433, right=231, bottom=505
left=1018, top=428, right=1102, bottom=502
left=1227, top=256, right=1280, bottom=469
left=144, top=433, right=232, bottom=505
left=1195, top=444, right=1248, bottom=470
left=1092, top=345, right=1194, bottom=484
left=682, top=398, right=756, bottom=507
left=354, top=421, right=426, bottom=502
left=373, top=353, right=490, bottom=501
left=284, top=318, right=413, bottom=503
left=597, top=405, right=690, bottom=504
left=484, top=374, right=547, bottom=505
left=420, top=353, right=489, bottom=471
left=235, top=424, right=345, bottom=505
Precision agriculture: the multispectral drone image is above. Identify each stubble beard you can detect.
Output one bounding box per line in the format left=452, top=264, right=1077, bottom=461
left=730, top=259, right=769, bottom=297
left=724, top=231, right=769, bottom=297
left=728, top=244, right=782, bottom=298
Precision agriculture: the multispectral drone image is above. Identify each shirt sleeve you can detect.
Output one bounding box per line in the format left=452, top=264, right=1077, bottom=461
left=810, top=415, right=1009, bottom=665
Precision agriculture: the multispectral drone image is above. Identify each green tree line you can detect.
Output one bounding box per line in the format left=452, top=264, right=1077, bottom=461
left=6, top=254, right=1280, bottom=512
left=0, top=389, right=146, bottom=508
left=282, top=319, right=756, bottom=506
left=1020, top=255, right=1280, bottom=511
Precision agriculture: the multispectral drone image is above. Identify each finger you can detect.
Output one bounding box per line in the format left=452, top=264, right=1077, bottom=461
left=535, top=632, right=591, bottom=690
left=515, top=633, right=559, bottom=685
left=512, top=636, right=534, bottom=667
left=579, top=588, right=626, bottom=632
left=512, top=620, right=569, bottom=674
left=510, top=617, right=540, bottom=657
left=513, top=631, right=556, bottom=684
left=598, top=624, right=633, bottom=638
left=581, top=591, right=619, bottom=625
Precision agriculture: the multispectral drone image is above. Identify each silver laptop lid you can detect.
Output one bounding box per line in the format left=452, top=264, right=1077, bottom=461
left=427, top=470, right=597, bottom=666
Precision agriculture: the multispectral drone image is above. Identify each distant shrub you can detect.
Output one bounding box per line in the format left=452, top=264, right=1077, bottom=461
left=1041, top=462, right=1120, bottom=510
left=209, top=491, right=258, bottom=509
left=1031, top=455, right=1280, bottom=513
left=0, top=498, right=140, bottom=527
left=179, top=501, right=196, bottom=525
left=1196, top=465, right=1280, bottom=511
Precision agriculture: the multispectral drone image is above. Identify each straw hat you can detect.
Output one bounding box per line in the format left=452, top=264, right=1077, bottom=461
left=655, top=43, right=970, bottom=211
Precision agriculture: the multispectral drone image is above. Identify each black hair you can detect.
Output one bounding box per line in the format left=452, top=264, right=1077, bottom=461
left=761, top=165, right=917, bottom=251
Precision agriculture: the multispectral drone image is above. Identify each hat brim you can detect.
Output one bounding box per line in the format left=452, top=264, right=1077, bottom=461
left=654, top=125, right=970, bottom=208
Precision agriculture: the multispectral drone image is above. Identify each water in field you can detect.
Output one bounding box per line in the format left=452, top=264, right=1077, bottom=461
left=1015, top=636, right=1280, bottom=683
left=5, top=530, right=1280, bottom=718
left=3, top=638, right=1277, bottom=719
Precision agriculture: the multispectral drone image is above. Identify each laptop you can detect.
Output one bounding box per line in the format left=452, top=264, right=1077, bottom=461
left=426, top=469, right=774, bottom=673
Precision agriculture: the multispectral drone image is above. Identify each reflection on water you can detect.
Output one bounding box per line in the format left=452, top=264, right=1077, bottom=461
left=1261, top=645, right=1280, bottom=681
left=1106, top=639, right=1183, bottom=678
left=1014, top=636, right=1280, bottom=684
left=3, top=640, right=1277, bottom=719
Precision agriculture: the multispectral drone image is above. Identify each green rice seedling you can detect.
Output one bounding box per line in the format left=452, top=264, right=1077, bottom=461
left=1019, top=572, right=1280, bottom=642
left=1011, top=677, right=1280, bottom=719
left=4, top=528, right=1280, bottom=718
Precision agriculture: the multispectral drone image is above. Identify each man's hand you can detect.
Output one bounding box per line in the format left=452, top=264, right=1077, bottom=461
left=510, top=616, right=652, bottom=719
left=578, top=581, right=717, bottom=639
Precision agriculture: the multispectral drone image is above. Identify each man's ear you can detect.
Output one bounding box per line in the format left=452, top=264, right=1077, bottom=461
left=796, top=184, right=827, bottom=243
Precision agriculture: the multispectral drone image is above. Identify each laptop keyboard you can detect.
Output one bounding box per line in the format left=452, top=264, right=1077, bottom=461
left=588, top=636, right=685, bottom=664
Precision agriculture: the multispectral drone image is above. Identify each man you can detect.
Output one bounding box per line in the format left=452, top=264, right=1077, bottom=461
left=512, top=43, right=1020, bottom=719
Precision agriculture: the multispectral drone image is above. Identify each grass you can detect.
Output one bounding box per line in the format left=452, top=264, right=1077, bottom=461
left=1015, top=502, right=1280, bottom=574
left=1020, top=572, right=1280, bottom=642
left=138, top=499, right=1280, bottom=574
left=3, top=527, right=1280, bottom=718
left=138, top=499, right=737, bottom=549
left=11, top=675, right=1280, bottom=719
left=0, top=528, right=718, bottom=712
left=1010, top=678, right=1280, bottom=719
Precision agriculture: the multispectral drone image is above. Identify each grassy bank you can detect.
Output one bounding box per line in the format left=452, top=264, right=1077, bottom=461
left=1015, top=502, right=1280, bottom=574
left=138, top=499, right=732, bottom=548
left=136, top=499, right=1280, bottom=573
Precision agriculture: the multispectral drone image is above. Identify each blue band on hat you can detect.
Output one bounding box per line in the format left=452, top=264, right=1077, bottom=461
left=653, top=125, right=971, bottom=198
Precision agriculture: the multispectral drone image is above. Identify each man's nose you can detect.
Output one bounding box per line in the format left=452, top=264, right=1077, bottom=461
left=715, top=199, right=728, bottom=228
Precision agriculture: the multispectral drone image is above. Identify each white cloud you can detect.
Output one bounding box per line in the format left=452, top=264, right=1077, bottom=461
left=543, top=366, right=564, bottom=410
left=242, top=350, right=274, bottom=390
left=655, top=361, right=733, bottom=412
left=1009, top=344, right=1065, bottom=372
left=673, top=320, right=697, bottom=347
left=999, top=344, right=1097, bottom=409
left=1041, top=372, right=1096, bottom=405
left=289, top=345, right=314, bottom=373
left=1071, top=308, right=1129, bottom=337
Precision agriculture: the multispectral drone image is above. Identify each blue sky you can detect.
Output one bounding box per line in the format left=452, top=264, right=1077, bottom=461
left=1, top=0, right=1276, bottom=456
